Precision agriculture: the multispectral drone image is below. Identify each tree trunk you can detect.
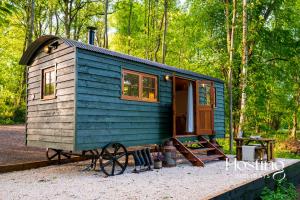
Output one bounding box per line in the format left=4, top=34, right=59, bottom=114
left=238, top=0, right=248, bottom=134
left=73, top=13, right=78, bottom=40
left=127, top=0, right=133, bottom=54
left=147, top=0, right=151, bottom=60
left=103, top=0, right=109, bottom=49
left=154, top=15, right=164, bottom=62
left=49, top=9, right=53, bottom=35
left=63, top=0, right=71, bottom=39
left=225, top=0, right=231, bottom=55
left=291, top=112, right=297, bottom=139
left=225, top=0, right=236, bottom=151
left=55, top=10, right=60, bottom=35
left=144, top=0, right=148, bottom=58
left=27, top=0, right=35, bottom=48
left=20, top=0, right=35, bottom=119
left=291, top=90, right=300, bottom=139
left=161, top=0, right=168, bottom=64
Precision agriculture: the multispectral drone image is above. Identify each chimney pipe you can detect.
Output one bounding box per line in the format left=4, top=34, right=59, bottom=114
left=87, top=26, right=96, bottom=45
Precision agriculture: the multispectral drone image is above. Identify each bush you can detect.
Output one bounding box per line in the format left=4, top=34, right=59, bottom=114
left=260, top=180, right=298, bottom=200
left=12, top=105, right=26, bottom=123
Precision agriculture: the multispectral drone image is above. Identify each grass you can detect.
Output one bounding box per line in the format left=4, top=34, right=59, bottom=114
left=217, top=138, right=236, bottom=155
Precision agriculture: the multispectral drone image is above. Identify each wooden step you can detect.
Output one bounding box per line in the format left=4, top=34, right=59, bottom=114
left=198, top=154, right=224, bottom=162
left=189, top=148, right=215, bottom=153
left=176, top=134, right=198, bottom=138
left=198, top=136, right=227, bottom=161
left=172, top=136, right=227, bottom=166
left=182, top=141, right=207, bottom=145
left=172, top=138, right=204, bottom=167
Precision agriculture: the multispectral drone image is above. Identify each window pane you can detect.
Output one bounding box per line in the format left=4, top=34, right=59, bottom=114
left=43, top=68, right=55, bottom=98
left=44, top=72, right=50, bottom=96
left=50, top=71, right=55, bottom=84
left=143, top=77, right=156, bottom=100
left=49, top=71, right=55, bottom=95
left=200, top=84, right=211, bottom=105
left=123, top=73, right=139, bottom=97
left=45, top=71, right=50, bottom=84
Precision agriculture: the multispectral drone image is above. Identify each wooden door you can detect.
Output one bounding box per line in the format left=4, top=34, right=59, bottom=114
left=196, top=80, right=215, bottom=135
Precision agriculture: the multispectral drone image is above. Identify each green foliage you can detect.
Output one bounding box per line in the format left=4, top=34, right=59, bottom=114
left=217, top=138, right=236, bottom=155
left=0, top=5, right=25, bottom=124
left=0, top=0, right=300, bottom=135
left=261, top=180, right=298, bottom=200
left=0, top=1, right=15, bottom=24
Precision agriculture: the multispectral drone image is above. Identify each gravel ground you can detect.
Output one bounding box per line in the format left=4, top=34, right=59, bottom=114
left=0, top=125, right=45, bottom=165
left=0, top=158, right=298, bottom=200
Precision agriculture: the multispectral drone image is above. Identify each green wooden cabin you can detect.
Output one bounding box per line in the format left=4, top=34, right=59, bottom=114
left=19, top=35, right=225, bottom=152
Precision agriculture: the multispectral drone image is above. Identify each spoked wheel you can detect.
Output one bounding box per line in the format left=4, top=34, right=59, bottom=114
left=46, top=148, right=60, bottom=160
left=100, top=143, right=128, bottom=176
left=46, top=148, right=71, bottom=161
left=82, top=150, right=100, bottom=170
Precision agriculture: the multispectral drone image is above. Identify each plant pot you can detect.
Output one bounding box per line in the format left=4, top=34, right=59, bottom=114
left=154, top=160, right=162, bottom=169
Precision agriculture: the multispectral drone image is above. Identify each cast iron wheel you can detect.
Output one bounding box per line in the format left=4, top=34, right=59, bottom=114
left=83, top=150, right=100, bottom=170
left=100, top=143, right=128, bottom=176
left=46, top=148, right=60, bottom=160
left=46, top=148, right=71, bottom=161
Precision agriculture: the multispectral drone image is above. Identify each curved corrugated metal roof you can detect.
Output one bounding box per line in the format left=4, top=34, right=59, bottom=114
left=19, top=35, right=224, bottom=83
left=19, top=35, right=60, bottom=65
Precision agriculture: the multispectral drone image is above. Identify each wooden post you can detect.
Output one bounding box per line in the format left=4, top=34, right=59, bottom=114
left=195, top=81, right=199, bottom=135
left=172, top=75, right=176, bottom=137
left=210, top=81, right=215, bottom=134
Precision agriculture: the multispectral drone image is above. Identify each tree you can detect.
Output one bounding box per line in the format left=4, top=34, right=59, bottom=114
left=238, top=0, right=248, bottom=133
left=58, top=0, right=93, bottom=39
left=0, top=1, right=15, bottom=24
left=225, top=0, right=237, bottom=150
left=161, top=0, right=168, bottom=63
left=23, top=0, right=34, bottom=50
left=103, top=0, right=109, bottom=48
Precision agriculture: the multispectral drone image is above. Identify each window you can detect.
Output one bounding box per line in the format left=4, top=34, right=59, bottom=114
left=200, top=83, right=211, bottom=105
left=42, top=67, right=56, bottom=99
left=122, top=69, right=158, bottom=102
left=123, top=73, right=139, bottom=97
left=199, top=82, right=216, bottom=107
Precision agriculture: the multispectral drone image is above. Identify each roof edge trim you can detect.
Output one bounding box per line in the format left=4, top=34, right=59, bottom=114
left=19, top=35, right=60, bottom=65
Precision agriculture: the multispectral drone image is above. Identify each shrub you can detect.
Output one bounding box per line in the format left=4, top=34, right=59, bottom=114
left=260, top=180, right=298, bottom=200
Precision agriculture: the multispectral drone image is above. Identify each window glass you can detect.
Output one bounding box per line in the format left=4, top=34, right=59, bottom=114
left=142, top=76, right=156, bottom=100
left=200, top=84, right=211, bottom=105
left=123, top=73, right=139, bottom=97
left=122, top=70, right=157, bottom=102
left=42, top=67, right=55, bottom=99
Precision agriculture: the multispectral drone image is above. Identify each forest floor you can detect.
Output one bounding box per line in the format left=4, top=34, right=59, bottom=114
left=0, top=125, right=45, bottom=165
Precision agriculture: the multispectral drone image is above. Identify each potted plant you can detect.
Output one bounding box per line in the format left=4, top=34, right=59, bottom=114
left=152, top=151, right=164, bottom=169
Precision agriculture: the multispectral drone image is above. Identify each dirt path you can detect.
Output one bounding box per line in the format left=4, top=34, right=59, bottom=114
left=0, top=125, right=46, bottom=165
